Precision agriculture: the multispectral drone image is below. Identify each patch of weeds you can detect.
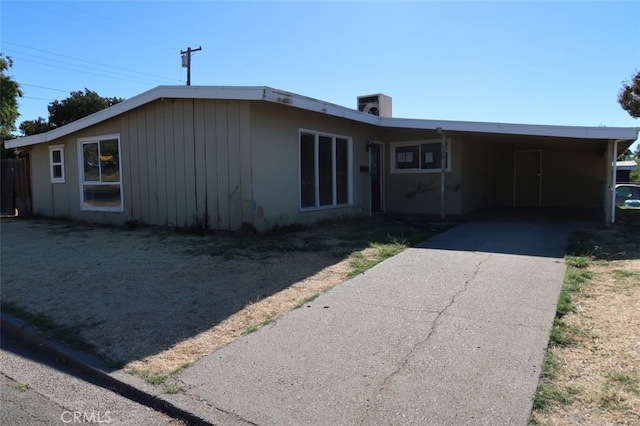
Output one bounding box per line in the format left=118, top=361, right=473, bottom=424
left=607, top=371, right=640, bottom=395
left=533, top=352, right=574, bottom=411
left=127, top=367, right=170, bottom=385
left=242, top=325, right=259, bottom=336
left=611, top=269, right=636, bottom=279
left=268, top=222, right=310, bottom=235
left=599, top=384, right=631, bottom=412
left=549, top=319, right=587, bottom=347
left=1, top=301, right=96, bottom=353
left=240, top=222, right=258, bottom=234
left=373, top=241, right=408, bottom=259
left=241, top=318, right=276, bottom=336
left=126, top=363, right=192, bottom=389
left=185, top=216, right=442, bottom=262
left=565, top=231, right=596, bottom=257
left=556, top=266, right=592, bottom=318
left=565, top=255, right=589, bottom=269
left=348, top=251, right=380, bottom=278
left=163, top=383, right=185, bottom=394
left=184, top=215, right=207, bottom=235
left=293, top=293, right=322, bottom=309
left=123, top=219, right=142, bottom=229
left=549, top=320, right=574, bottom=347
left=8, top=382, right=30, bottom=392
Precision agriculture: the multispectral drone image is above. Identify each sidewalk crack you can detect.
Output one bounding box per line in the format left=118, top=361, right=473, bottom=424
left=359, top=253, right=491, bottom=424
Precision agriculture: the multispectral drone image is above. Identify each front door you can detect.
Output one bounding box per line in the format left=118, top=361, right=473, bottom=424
left=370, top=143, right=383, bottom=214
left=514, top=150, right=541, bottom=207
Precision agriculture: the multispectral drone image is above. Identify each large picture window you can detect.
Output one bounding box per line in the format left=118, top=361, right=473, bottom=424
left=391, top=139, right=451, bottom=173
left=300, top=130, right=352, bottom=209
left=78, top=134, right=123, bottom=211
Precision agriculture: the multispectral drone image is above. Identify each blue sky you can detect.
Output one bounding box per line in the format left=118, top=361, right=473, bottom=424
left=2, top=1, right=639, bottom=147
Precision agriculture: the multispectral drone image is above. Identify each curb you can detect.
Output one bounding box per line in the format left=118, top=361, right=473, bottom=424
left=1, top=312, right=214, bottom=426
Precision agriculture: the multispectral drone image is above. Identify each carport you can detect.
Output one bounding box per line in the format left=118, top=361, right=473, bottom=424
left=381, top=119, right=638, bottom=223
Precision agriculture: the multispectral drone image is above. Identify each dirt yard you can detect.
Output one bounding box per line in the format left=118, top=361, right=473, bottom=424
left=0, top=217, right=438, bottom=379
left=0, top=219, right=355, bottom=376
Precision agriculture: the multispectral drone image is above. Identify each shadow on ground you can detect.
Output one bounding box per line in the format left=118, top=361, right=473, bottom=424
left=0, top=216, right=440, bottom=368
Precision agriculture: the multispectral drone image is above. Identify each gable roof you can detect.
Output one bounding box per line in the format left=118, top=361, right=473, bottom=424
left=5, top=85, right=639, bottom=149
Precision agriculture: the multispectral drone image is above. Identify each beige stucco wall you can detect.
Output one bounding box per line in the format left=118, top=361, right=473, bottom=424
left=28, top=100, right=381, bottom=231
left=249, top=102, right=377, bottom=229
left=26, top=99, right=612, bottom=229
left=383, top=128, right=462, bottom=215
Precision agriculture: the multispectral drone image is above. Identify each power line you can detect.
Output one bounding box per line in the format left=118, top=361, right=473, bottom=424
left=10, top=56, right=167, bottom=87
left=22, top=96, right=56, bottom=101
left=20, top=83, right=72, bottom=93
left=3, top=41, right=182, bottom=84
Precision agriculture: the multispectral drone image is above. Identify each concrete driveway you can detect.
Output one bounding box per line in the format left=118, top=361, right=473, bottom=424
left=167, top=218, right=581, bottom=425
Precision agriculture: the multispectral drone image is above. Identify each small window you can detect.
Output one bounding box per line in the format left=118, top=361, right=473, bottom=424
left=49, top=145, right=65, bottom=183
left=391, top=139, right=451, bottom=173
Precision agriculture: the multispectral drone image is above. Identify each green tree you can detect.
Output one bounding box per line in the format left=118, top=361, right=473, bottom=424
left=48, top=89, right=124, bottom=127
left=618, top=71, right=640, bottom=118
left=19, top=117, right=55, bottom=136
left=1, top=53, right=23, bottom=157
left=18, top=89, right=124, bottom=136
left=630, top=145, right=640, bottom=184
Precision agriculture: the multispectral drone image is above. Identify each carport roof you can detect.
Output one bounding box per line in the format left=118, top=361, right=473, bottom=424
left=5, top=85, right=639, bottom=149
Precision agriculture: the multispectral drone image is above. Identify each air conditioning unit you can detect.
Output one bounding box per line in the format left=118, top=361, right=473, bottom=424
left=357, top=94, right=392, bottom=117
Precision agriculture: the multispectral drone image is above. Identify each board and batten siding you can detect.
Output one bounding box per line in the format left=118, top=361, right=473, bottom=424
left=122, top=98, right=252, bottom=229
left=28, top=98, right=253, bottom=230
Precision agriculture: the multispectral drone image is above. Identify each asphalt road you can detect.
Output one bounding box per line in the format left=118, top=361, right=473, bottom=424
left=0, top=332, right=184, bottom=426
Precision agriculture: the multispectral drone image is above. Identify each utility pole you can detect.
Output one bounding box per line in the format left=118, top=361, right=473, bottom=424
left=181, top=46, right=202, bottom=86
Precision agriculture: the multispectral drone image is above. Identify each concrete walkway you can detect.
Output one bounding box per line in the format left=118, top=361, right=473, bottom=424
left=169, top=219, right=580, bottom=425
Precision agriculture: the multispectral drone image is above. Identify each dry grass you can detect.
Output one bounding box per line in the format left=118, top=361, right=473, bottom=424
left=531, top=227, right=640, bottom=425
left=126, top=256, right=352, bottom=376
left=1, top=217, right=439, bottom=386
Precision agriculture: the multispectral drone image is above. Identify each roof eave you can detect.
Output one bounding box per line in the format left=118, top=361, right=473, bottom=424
left=4, top=85, right=639, bottom=148
left=379, top=117, right=640, bottom=141
left=4, top=86, right=269, bottom=149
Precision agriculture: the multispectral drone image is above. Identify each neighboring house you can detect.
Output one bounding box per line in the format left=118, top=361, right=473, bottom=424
left=616, top=160, right=639, bottom=184
left=4, top=86, right=639, bottom=229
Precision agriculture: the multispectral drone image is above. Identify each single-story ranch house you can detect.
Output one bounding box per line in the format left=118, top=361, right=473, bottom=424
left=5, top=86, right=639, bottom=229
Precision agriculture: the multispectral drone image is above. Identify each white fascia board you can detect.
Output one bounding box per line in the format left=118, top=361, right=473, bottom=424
left=5, top=84, right=639, bottom=148
left=380, top=117, right=640, bottom=141
left=261, top=88, right=382, bottom=125
left=4, top=86, right=268, bottom=149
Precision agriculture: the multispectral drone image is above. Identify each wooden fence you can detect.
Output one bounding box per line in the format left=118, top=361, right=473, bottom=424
left=1, top=157, right=32, bottom=217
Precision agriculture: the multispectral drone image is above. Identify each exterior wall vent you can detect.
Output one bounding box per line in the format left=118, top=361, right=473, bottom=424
left=357, top=94, right=392, bottom=117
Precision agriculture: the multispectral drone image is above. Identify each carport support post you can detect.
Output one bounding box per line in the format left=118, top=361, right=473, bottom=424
left=437, top=127, right=446, bottom=219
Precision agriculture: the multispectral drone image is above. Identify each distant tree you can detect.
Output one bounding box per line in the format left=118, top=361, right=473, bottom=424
left=19, top=117, right=55, bottom=136
left=1, top=53, right=23, bottom=157
left=618, top=71, right=640, bottom=118
left=17, top=89, right=124, bottom=136
left=48, top=89, right=124, bottom=127
left=631, top=145, right=640, bottom=184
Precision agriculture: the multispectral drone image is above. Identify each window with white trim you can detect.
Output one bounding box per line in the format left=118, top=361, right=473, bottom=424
left=300, top=130, right=352, bottom=209
left=49, top=145, right=65, bottom=183
left=78, top=134, right=123, bottom=212
left=391, top=139, right=451, bottom=173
